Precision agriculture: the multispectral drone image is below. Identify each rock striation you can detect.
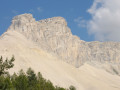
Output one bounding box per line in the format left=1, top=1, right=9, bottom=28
left=7, top=13, right=120, bottom=75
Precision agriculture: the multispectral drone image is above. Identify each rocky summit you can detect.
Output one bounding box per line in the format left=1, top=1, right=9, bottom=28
left=1, top=13, right=120, bottom=90
left=8, top=14, right=120, bottom=74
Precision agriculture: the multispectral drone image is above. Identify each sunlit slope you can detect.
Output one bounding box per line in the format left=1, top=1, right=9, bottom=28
left=0, top=30, right=120, bottom=90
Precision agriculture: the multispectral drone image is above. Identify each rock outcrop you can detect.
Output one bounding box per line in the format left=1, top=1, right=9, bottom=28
left=7, top=13, right=120, bottom=74
left=1, top=13, right=120, bottom=90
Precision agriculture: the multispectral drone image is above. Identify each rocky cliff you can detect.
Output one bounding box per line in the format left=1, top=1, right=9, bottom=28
left=1, top=13, right=120, bottom=90
left=6, top=13, right=120, bottom=75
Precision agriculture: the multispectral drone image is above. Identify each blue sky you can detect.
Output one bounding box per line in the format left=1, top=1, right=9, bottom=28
left=0, top=0, right=94, bottom=41
left=1, top=0, right=120, bottom=42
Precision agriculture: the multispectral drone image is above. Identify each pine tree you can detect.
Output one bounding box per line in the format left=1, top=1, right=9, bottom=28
left=15, top=69, right=28, bottom=90
left=0, top=56, right=15, bottom=76
left=69, top=85, right=76, bottom=90
left=27, top=68, right=37, bottom=90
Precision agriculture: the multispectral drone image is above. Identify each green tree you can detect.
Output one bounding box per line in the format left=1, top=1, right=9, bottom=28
left=0, top=56, right=15, bottom=90
left=27, top=68, right=37, bottom=90
left=37, top=72, right=43, bottom=81
left=36, top=72, right=43, bottom=89
left=15, top=69, right=28, bottom=90
left=55, top=86, right=66, bottom=90
left=4, top=76, right=13, bottom=90
left=69, top=85, right=76, bottom=90
left=0, top=76, right=6, bottom=90
left=44, top=80, right=55, bottom=90
left=11, top=72, right=17, bottom=88
left=0, top=56, right=15, bottom=76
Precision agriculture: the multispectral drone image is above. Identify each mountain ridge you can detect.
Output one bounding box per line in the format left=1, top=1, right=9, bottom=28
left=2, top=13, right=120, bottom=75
left=1, top=13, right=120, bottom=90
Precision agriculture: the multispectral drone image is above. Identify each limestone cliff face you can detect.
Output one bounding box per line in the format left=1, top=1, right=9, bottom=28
left=7, top=14, right=120, bottom=74
left=8, top=14, right=88, bottom=67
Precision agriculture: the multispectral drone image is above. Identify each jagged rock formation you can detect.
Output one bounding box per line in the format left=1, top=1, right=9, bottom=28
left=7, top=14, right=120, bottom=74
left=1, top=13, right=120, bottom=90
left=8, top=14, right=88, bottom=67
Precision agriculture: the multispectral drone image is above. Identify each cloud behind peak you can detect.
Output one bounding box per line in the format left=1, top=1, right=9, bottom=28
left=87, top=0, right=120, bottom=41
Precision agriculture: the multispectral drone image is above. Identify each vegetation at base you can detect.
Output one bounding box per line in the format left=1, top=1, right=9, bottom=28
left=0, top=56, right=76, bottom=90
left=0, top=56, right=15, bottom=76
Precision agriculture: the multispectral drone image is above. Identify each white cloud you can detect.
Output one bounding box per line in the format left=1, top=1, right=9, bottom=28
left=74, top=17, right=87, bottom=28
left=87, top=0, right=120, bottom=41
left=29, top=7, right=43, bottom=13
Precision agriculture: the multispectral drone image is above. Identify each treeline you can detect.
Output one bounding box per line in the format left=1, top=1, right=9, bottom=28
left=0, top=56, right=76, bottom=90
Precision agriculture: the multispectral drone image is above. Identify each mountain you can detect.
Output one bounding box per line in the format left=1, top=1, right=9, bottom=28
left=0, top=13, right=120, bottom=90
